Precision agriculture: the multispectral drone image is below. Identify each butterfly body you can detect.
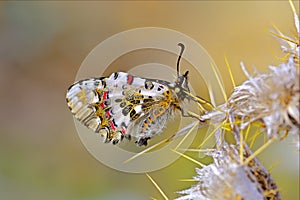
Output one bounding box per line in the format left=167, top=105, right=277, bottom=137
left=66, top=71, right=190, bottom=146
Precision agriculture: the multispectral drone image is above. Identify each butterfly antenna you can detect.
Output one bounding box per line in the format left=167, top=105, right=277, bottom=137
left=177, top=43, right=185, bottom=77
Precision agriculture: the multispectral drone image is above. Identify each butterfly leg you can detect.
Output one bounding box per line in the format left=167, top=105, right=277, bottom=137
left=176, top=104, right=205, bottom=122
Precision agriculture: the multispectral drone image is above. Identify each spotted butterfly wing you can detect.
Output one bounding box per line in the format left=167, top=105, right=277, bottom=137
left=66, top=71, right=187, bottom=146
left=66, top=43, right=191, bottom=146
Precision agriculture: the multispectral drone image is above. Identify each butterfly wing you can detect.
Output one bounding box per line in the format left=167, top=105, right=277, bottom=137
left=130, top=105, right=171, bottom=146
left=66, top=77, right=117, bottom=141
left=66, top=72, right=174, bottom=145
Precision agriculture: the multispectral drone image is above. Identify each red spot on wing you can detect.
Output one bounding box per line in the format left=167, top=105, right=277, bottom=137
left=102, top=91, right=108, bottom=100
left=109, top=120, right=116, bottom=131
left=121, top=127, right=126, bottom=135
left=100, top=102, right=105, bottom=108
left=106, top=111, right=111, bottom=118
left=127, top=75, right=133, bottom=85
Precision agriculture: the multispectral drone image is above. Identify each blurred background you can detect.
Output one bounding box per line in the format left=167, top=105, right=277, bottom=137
left=0, top=1, right=299, bottom=199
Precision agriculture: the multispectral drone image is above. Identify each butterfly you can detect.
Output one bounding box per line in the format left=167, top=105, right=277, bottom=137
left=66, top=43, right=194, bottom=146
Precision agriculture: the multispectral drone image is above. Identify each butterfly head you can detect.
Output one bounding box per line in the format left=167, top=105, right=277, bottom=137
left=174, top=70, right=190, bottom=101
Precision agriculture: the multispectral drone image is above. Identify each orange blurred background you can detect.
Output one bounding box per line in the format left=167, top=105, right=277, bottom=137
left=0, top=1, right=299, bottom=199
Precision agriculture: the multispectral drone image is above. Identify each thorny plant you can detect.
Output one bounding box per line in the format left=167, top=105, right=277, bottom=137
left=146, top=1, right=299, bottom=200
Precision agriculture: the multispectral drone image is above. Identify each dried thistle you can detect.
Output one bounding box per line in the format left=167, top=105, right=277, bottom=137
left=227, top=57, right=299, bottom=146
left=227, top=9, right=299, bottom=149
left=273, top=1, right=299, bottom=65
left=176, top=144, right=279, bottom=200
left=176, top=4, right=298, bottom=200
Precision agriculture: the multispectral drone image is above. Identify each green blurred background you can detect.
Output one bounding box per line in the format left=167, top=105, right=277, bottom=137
left=0, top=1, right=299, bottom=200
